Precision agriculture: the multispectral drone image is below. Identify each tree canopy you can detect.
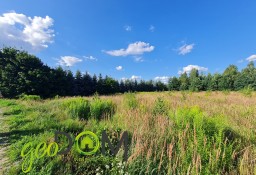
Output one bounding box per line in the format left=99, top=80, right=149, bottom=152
left=0, top=47, right=255, bottom=98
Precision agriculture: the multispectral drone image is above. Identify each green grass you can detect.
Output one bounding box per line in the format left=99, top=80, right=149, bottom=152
left=0, top=92, right=255, bottom=174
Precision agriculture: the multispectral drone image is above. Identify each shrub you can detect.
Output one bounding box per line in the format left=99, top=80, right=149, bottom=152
left=123, top=92, right=138, bottom=110
left=20, top=94, right=41, bottom=101
left=63, top=98, right=90, bottom=120
left=3, top=105, right=23, bottom=115
left=152, top=97, right=169, bottom=116
left=240, top=86, right=253, bottom=97
left=168, top=106, right=242, bottom=174
left=90, top=96, right=116, bottom=120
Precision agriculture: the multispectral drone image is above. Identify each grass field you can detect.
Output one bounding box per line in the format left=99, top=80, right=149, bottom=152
left=0, top=91, right=256, bottom=174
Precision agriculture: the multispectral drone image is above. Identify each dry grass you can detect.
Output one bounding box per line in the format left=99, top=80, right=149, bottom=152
left=1, top=91, right=256, bottom=174
left=100, top=91, right=256, bottom=174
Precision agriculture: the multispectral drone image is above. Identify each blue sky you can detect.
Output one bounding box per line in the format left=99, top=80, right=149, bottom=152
left=1, top=0, right=256, bottom=83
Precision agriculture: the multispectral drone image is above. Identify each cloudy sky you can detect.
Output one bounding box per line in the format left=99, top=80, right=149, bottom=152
left=1, top=0, right=256, bottom=83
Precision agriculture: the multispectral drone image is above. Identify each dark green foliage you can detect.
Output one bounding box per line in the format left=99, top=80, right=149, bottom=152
left=0, top=47, right=52, bottom=98
left=1, top=47, right=256, bottom=99
left=168, top=77, right=180, bottom=91
left=219, top=65, right=239, bottom=90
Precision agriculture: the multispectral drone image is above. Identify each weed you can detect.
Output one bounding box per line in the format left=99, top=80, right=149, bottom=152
left=90, top=96, right=116, bottom=120
left=124, top=93, right=138, bottom=110
left=62, top=98, right=90, bottom=120
left=152, top=97, right=169, bottom=116
left=240, top=86, right=253, bottom=97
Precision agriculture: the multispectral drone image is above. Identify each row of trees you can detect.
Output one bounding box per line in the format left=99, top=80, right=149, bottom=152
left=168, top=63, right=256, bottom=91
left=0, top=47, right=256, bottom=98
left=0, top=48, right=167, bottom=98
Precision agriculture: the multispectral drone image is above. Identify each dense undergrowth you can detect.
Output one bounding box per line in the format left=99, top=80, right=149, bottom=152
left=0, top=92, right=255, bottom=174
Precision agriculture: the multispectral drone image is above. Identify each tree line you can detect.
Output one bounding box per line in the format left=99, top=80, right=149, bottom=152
left=169, top=63, right=256, bottom=91
left=0, top=47, right=255, bottom=98
left=0, top=47, right=167, bottom=98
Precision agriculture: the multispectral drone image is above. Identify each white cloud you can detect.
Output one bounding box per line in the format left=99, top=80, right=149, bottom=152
left=149, top=25, right=155, bottom=32
left=83, top=55, right=97, bottom=61
left=131, top=75, right=141, bottom=81
left=121, top=77, right=128, bottom=81
left=134, top=56, right=144, bottom=62
left=124, top=25, right=132, bottom=31
left=116, top=66, right=123, bottom=71
left=58, top=56, right=82, bottom=67
left=178, top=43, right=194, bottom=55
left=246, top=55, right=256, bottom=62
left=105, top=41, right=154, bottom=56
left=0, top=12, right=54, bottom=52
left=178, top=65, right=208, bottom=74
left=121, top=75, right=141, bottom=81
left=154, top=76, right=170, bottom=84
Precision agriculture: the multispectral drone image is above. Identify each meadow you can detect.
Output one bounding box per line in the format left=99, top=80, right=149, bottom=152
left=0, top=91, right=256, bottom=175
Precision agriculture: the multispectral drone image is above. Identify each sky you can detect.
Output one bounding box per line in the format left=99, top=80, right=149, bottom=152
left=1, top=0, right=256, bottom=83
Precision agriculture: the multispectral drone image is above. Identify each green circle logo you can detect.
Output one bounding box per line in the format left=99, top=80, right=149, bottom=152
left=75, top=131, right=100, bottom=155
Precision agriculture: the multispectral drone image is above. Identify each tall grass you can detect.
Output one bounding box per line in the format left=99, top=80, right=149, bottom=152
left=62, top=98, right=90, bottom=120
left=123, top=93, right=138, bottom=110
left=90, top=96, right=116, bottom=120
left=0, top=92, right=255, bottom=174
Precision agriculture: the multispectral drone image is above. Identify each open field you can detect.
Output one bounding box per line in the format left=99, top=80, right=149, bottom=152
left=0, top=91, right=256, bottom=174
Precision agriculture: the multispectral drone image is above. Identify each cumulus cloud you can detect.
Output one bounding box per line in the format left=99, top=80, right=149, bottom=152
left=116, top=66, right=123, bottom=71
left=58, top=56, right=82, bottom=67
left=246, top=55, right=256, bottom=62
left=178, top=65, right=208, bottom=74
left=149, top=25, right=155, bottom=32
left=105, top=41, right=154, bottom=56
left=121, top=77, right=128, bottom=81
left=154, top=76, right=170, bottom=84
left=131, top=75, right=141, bottom=80
left=124, top=25, right=132, bottom=31
left=121, top=75, right=141, bottom=81
left=83, top=55, right=97, bottom=61
left=0, top=12, right=54, bottom=52
left=178, top=43, right=194, bottom=55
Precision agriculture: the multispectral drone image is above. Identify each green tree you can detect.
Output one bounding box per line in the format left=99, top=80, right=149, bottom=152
left=189, top=69, right=202, bottom=91
left=82, top=72, right=93, bottom=96
left=0, top=47, right=52, bottom=98
left=179, top=73, right=189, bottom=91
left=235, top=62, right=256, bottom=90
left=168, top=77, right=180, bottom=91
left=74, top=70, right=83, bottom=96
left=219, top=65, right=238, bottom=90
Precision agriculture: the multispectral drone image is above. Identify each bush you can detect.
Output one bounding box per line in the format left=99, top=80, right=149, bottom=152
left=20, top=94, right=41, bottom=101
left=63, top=98, right=90, bottom=120
left=124, top=92, right=138, bottom=110
left=152, top=97, right=169, bottom=116
left=90, top=96, right=116, bottom=120
left=168, top=106, right=242, bottom=174
left=240, top=86, right=253, bottom=97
